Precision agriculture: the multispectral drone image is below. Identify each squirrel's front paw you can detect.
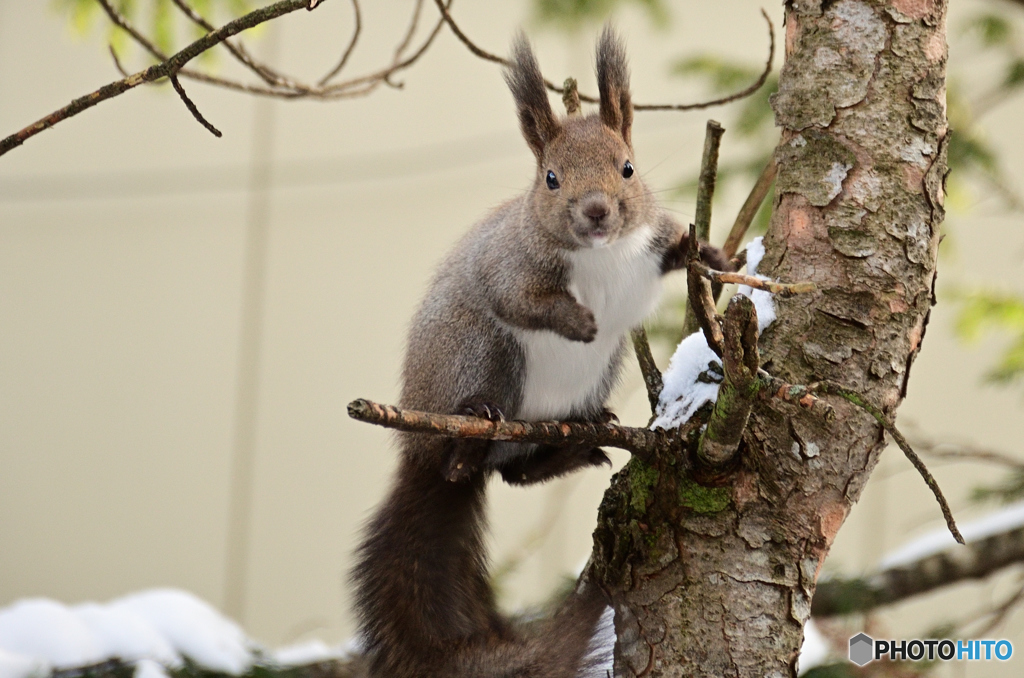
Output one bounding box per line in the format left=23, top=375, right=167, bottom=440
left=562, top=307, right=598, bottom=343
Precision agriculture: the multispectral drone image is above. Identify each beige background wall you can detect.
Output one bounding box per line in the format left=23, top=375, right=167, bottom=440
left=2, top=0, right=1023, bottom=670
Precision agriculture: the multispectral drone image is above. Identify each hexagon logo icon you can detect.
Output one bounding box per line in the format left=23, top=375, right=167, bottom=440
left=849, top=633, right=874, bottom=666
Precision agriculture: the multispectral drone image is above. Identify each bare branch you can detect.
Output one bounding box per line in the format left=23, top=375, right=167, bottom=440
left=811, top=381, right=964, bottom=544
left=691, top=261, right=816, bottom=297
left=2, top=0, right=318, bottom=157
left=722, top=157, right=776, bottom=259
left=433, top=1, right=775, bottom=112
left=682, top=120, right=725, bottom=337
left=318, top=0, right=363, bottom=85
left=96, top=0, right=168, bottom=62
left=755, top=370, right=834, bottom=420
left=346, top=399, right=698, bottom=463
left=169, top=0, right=283, bottom=87
left=169, top=72, right=222, bottom=137
left=813, top=523, right=1024, bottom=616
left=697, top=295, right=759, bottom=468
left=108, top=44, right=130, bottom=78
left=630, top=327, right=663, bottom=414
left=686, top=226, right=725, bottom=356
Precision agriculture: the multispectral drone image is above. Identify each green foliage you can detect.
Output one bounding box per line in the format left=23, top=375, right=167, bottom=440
left=532, top=0, right=668, bottom=30
left=954, top=290, right=1024, bottom=386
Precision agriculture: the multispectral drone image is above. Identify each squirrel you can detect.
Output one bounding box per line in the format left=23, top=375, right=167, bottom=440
left=351, top=28, right=732, bottom=678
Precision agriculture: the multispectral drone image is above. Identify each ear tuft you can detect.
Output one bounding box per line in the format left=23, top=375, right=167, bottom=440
left=505, top=32, right=561, bottom=162
left=596, top=25, right=633, bottom=147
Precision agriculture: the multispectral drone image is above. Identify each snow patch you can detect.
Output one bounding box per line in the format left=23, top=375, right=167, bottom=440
left=133, top=659, right=170, bottom=678
left=880, top=499, right=1024, bottom=569
left=0, top=599, right=105, bottom=670
left=111, top=590, right=252, bottom=676
left=0, top=647, right=49, bottom=678
left=273, top=640, right=349, bottom=667
left=652, top=237, right=777, bottom=430
left=73, top=603, right=181, bottom=668
left=798, top=620, right=830, bottom=675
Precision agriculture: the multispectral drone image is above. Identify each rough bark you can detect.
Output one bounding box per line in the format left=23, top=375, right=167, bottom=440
left=585, top=1, right=949, bottom=675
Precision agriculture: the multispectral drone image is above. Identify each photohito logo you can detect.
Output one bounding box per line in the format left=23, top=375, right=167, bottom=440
left=849, top=633, right=1013, bottom=666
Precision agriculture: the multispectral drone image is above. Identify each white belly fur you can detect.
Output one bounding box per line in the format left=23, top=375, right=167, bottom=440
left=515, top=225, right=663, bottom=421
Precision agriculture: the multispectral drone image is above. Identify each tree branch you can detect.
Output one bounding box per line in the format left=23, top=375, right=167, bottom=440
left=691, top=261, right=816, bottom=297
left=682, top=122, right=725, bottom=336
left=722, top=157, right=776, bottom=259
left=169, top=72, right=222, bottom=137
left=346, top=399, right=699, bottom=463
left=811, top=381, right=964, bottom=544
left=318, top=0, right=364, bottom=85
left=697, top=295, right=759, bottom=469
left=630, top=328, right=663, bottom=414
left=1, top=0, right=320, bottom=157
left=813, top=523, right=1024, bottom=616
left=685, top=224, right=725, bottom=353
left=433, top=1, right=775, bottom=112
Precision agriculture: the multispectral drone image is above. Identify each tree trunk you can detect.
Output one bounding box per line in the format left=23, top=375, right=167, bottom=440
left=587, top=1, right=949, bottom=675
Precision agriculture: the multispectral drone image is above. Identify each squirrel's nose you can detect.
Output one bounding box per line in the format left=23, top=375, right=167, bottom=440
left=582, top=200, right=610, bottom=223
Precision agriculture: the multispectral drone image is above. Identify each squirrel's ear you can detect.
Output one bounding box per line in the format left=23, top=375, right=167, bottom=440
left=505, top=33, right=561, bottom=162
left=596, top=26, right=632, bottom=147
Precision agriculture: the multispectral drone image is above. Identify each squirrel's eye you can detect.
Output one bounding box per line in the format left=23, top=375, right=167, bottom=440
left=545, top=170, right=559, bottom=190
left=622, top=160, right=634, bottom=179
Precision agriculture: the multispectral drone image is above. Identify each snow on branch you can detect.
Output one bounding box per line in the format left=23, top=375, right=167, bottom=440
left=813, top=501, right=1024, bottom=616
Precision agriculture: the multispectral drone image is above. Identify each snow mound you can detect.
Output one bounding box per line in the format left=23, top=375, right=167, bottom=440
left=880, top=499, right=1024, bottom=569
left=798, top=620, right=830, bottom=675
left=0, top=599, right=105, bottom=670
left=111, top=590, right=252, bottom=676
left=652, top=237, right=777, bottom=430
left=273, top=639, right=349, bottom=667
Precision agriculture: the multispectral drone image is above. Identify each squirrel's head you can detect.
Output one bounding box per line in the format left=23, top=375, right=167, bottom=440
left=505, top=28, right=653, bottom=249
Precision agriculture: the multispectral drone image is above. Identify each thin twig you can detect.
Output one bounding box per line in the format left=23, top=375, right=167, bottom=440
left=169, top=72, right=222, bottom=137
left=2, top=0, right=316, bottom=157
left=693, top=120, right=725, bottom=243
left=811, top=381, right=964, bottom=544
left=685, top=224, right=725, bottom=356
left=755, top=370, right=834, bottom=420
left=698, top=295, right=759, bottom=468
left=391, top=0, right=424, bottom=62
left=319, top=0, right=363, bottom=85
left=691, top=261, right=816, bottom=297
left=347, top=399, right=698, bottom=463
left=723, top=157, right=776, bottom=258
left=433, top=1, right=775, bottom=112
left=630, top=327, right=663, bottom=414
left=96, top=0, right=167, bottom=61
left=108, top=45, right=131, bottom=77
left=169, top=0, right=286, bottom=87
left=682, top=121, right=725, bottom=337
